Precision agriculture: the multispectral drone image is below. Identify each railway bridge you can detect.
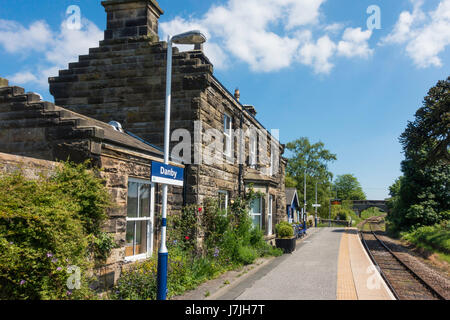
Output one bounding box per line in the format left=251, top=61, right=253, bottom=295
left=352, top=200, right=388, bottom=216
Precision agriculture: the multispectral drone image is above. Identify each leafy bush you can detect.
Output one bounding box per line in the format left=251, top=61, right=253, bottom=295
left=276, top=223, right=294, bottom=239
left=112, top=187, right=282, bottom=299
left=401, top=220, right=450, bottom=255
left=237, top=246, right=258, bottom=265
left=275, top=221, right=292, bottom=236
left=111, top=258, right=158, bottom=300
left=336, top=212, right=348, bottom=221
left=0, top=161, right=114, bottom=300
left=111, top=246, right=229, bottom=300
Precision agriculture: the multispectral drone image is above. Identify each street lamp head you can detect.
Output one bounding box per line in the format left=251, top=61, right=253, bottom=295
left=171, top=30, right=207, bottom=45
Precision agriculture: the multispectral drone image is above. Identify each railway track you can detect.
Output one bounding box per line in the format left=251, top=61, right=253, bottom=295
left=360, top=217, right=446, bottom=300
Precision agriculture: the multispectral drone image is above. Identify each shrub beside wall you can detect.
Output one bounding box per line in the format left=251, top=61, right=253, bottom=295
left=111, top=188, right=283, bottom=300
left=0, top=162, right=114, bottom=300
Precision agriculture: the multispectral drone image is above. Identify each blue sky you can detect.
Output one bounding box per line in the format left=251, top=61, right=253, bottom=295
left=0, top=0, right=449, bottom=199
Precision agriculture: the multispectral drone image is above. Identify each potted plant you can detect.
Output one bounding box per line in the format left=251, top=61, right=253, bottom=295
left=275, top=221, right=296, bottom=254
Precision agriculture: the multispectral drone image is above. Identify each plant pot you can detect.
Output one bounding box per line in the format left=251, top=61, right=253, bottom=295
left=275, top=237, right=296, bottom=254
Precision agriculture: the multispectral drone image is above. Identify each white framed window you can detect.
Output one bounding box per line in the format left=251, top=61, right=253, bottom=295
left=249, top=134, right=257, bottom=169
left=224, top=113, right=232, bottom=156
left=218, top=190, right=229, bottom=211
left=249, top=196, right=263, bottom=230
left=125, top=178, right=155, bottom=262
left=268, top=195, right=274, bottom=236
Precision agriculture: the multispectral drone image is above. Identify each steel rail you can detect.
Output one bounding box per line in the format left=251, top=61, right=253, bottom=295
left=359, top=221, right=400, bottom=300
left=366, top=219, right=446, bottom=300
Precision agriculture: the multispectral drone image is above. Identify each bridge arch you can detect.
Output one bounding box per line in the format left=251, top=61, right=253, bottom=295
left=352, top=200, right=388, bottom=216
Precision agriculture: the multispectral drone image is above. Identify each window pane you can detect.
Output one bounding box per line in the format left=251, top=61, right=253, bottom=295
left=219, top=191, right=228, bottom=211
left=224, top=115, right=231, bottom=133
left=139, top=184, right=150, bottom=218
left=224, top=135, right=231, bottom=155
left=127, top=182, right=138, bottom=218
left=135, top=221, right=148, bottom=255
left=251, top=139, right=257, bottom=165
left=252, top=214, right=261, bottom=229
left=250, top=197, right=261, bottom=214
left=125, top=221, right=135, bottom=257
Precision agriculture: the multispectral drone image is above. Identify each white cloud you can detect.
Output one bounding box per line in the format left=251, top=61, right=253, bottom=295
left=8, top=71, right=39, bottom=84
left=298, top=35, right=336, bottom=74
left=0, top=20, right=53, bottom=54
left=160, top=0, right=374, bottom=74
left=1, top=17, right=103, bottom=89
left=337, top=28, right=373, bottom=59
left=324, top=23, right=345, bottom=34
left=381, top=0, right=450, bottom=68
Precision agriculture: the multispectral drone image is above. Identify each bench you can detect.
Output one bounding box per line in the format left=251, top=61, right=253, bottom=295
left=294, top=223, right=307, bottom=238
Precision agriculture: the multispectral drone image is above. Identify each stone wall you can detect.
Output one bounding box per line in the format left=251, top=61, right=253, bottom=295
left=0, top=80, right=184, bottom=288
left=0, top=152, right=58, bottom=179
left=97, top=147, right=183, bottom=287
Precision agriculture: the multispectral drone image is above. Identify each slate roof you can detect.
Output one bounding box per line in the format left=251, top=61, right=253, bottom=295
left=285, top=188, right=299, bottom=206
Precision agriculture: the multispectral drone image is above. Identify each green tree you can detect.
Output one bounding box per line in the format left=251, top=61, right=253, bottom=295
left=286, top=137, right=337, bottom=217
left=333, top=174, right=366, bottom=200
left=399, top=76, right=449, bottom=165
left=387, top=77, right=450, bottom=233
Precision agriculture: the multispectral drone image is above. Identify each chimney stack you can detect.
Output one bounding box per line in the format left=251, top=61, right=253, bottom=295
left=102, top=0, right=164, bottom=41
left=0, top=77, right=8, bottom=87
left=244, top=105, right=257, bottom=117
left=234, top=88, right=240, bottom=101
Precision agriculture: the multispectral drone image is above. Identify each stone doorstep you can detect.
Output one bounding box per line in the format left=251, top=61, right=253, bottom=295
left=171, top=228, right=319, bottom=301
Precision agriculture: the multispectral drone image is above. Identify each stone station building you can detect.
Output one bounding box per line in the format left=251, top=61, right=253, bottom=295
left=0, top=77, right=183, bottom=286
left=49, top=0, right=287, bottom=241
left=0, top=0, right=288, bottom=286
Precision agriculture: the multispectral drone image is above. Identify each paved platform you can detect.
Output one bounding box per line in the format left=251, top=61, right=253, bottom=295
left=338, top=228, right=395, bottom=300
left=235, top=228, right=342, bottom=300
left=211, top=227, right=395, bottom=300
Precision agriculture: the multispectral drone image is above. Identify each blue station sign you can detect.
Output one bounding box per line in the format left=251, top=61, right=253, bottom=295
left=151, top=161, right=184, bottom=186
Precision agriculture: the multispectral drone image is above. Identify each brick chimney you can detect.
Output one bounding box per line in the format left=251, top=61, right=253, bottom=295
left=101, top=0, right=164, bottom=41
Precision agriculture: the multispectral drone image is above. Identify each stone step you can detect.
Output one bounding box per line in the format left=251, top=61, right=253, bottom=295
left=1, top=141, right=51, bottom=156
left=0, top=110, right=50, bottom=121
left=47, top=125, right=98, bottom=140
left=0, top=86, right=25, bottom=97
left=0, top=117, right=60, bottom=129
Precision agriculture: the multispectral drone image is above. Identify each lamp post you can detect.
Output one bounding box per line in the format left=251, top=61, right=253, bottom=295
left=315, top=182, right=318, bottom=228
left=303, top=169, right=307, bottom=223
left=328, top=178, right=337, bottom=227
left=157, top=30, right=206, bottom=301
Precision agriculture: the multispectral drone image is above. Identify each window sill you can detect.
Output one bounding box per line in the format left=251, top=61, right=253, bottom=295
left=124, top=253, right=149, bottom=263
